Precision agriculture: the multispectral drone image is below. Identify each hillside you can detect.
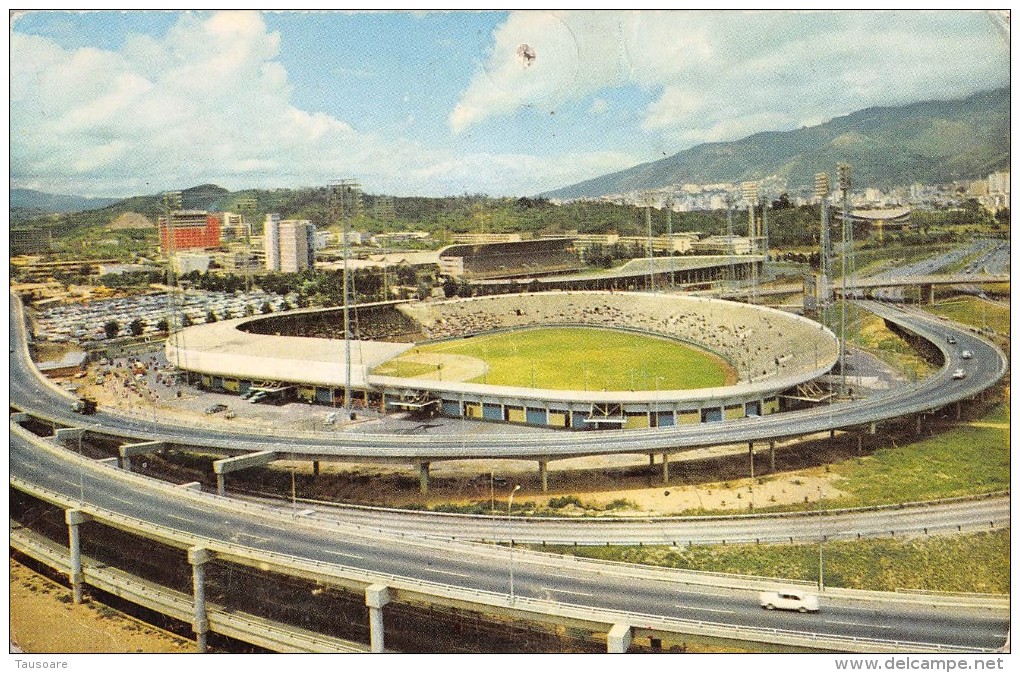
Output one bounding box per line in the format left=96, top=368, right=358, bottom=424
left=542, top=87, right=1009, bottom=200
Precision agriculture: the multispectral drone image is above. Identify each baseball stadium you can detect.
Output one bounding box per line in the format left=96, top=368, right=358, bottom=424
left=166, top=290, right=840, bottom=430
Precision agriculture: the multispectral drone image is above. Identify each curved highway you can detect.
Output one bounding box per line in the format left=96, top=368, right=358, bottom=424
left=10, top=297, right=1007, bottom=462
left=10, top=424, right=1009, bottom=652
left=9, top=292, right=1010, bottom=652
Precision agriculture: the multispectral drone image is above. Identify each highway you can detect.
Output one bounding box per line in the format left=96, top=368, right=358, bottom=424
left=10, top=425, right=1010, bottom=651
left=8, top=292, right=1010, bottom=652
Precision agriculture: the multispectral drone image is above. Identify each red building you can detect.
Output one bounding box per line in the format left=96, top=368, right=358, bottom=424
left=159, top=211, right=221, bottom=253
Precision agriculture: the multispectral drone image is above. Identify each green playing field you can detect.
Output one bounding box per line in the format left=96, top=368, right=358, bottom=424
left=377, top=327, right=735, bottom=391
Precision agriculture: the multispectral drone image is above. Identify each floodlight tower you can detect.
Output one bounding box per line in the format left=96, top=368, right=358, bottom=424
left=725, top=193, right=735, bottom=291
left=644, top=191, right=655, bottom=292
left=374, top=196, right=395, bottom=301
left=665, top=194, right=675, bottom=291
left=837, top=163, right=852, bottom=394
left=814, top=172, right=831, bottom=320
left=236, top=197, right=257, bottom=293
left=161, top=190, right=183, bottom=365
left=741, top=181, right=760, bottom=302
left=330, top=179, right=361, bottom=413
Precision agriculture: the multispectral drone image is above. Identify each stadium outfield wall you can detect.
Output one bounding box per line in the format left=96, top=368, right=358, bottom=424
left=166, top=291, right=840, bottom=430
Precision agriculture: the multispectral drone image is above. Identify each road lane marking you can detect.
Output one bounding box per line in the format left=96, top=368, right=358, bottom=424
left=539, top=587, right=594, bottom=597
left=677, top=605, right=735, bottom=615
left=421, top=568, right=472, bottom=579
left=322, top=549, right=364, bottom=560
left=825, top=620, right=891, bottom=629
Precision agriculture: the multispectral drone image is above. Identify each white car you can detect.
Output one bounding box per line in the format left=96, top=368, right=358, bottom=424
left=961, top=350, right=973, bottom=360
left=759, top=589, right=820, bottom=613
left=952, top=368, right=967, bottom=380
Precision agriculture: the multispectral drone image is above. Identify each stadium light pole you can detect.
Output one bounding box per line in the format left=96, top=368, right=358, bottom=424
left=837, top=163, right=852, bottom=395
left=508, top=484, right=521, bottom=604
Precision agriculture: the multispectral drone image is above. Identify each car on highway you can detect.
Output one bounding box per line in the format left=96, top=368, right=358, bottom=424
left=759, top=588, right=819, bottom=613
left=952, top=368, right=967, bottom=380
left=204, top=403, right=228, bottom=414
left=961, top=350, right=973, bottom=359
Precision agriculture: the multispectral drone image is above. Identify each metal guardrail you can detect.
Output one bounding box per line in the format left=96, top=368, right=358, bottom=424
left=15, top=421, right=1011, bottom=615
left=9, top=470, right=1003, bottom=654
left=10, top=525, right=368, bottom=653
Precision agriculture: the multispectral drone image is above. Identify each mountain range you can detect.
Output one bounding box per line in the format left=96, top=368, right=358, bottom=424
left=541, top=87, right=1009, bottom=200
left=11, top=189, right=120, bottom=215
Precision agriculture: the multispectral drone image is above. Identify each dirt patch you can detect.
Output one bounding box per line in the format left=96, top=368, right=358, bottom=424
left=383, top=351, right=488, bottom=382
left=9, top=558, right=193, bottom=653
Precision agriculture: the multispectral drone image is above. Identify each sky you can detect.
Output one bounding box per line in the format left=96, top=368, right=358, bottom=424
left=8, top=9, right=1011, bottom=199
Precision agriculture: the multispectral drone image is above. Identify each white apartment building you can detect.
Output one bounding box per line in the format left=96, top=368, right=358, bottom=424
left=264, top=215, right=316, bottom=272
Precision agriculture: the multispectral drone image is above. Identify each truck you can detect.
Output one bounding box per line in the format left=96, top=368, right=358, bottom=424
left=70, top=398, right=97, bottom=415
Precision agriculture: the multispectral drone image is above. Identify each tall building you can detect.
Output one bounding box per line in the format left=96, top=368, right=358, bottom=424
left=159, top=211, right=221, bottom=253
left=264, top=214, right=281, bottom=271
left=264, top=214, right=315, bottom=272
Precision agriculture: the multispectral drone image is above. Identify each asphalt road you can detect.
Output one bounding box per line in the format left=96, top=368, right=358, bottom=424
left=10, top=427, right=1009, bottom=651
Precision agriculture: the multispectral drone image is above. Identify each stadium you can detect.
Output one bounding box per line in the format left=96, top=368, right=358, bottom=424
left=166, top=290, right=840, bottom=430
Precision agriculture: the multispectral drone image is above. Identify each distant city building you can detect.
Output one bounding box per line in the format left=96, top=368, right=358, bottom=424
left=264, top=214, right=281, bottom=271
left=159, top=210, right=221, bottom=253
left=371, top=231, right=430, bottom=247
left=173, top=253, right=211, bottom=275
left=219, top=212, right=252, bottom=241
left=689, top=236, right=753, bottom=255
left=264, top=214, right=315, bottom=272
left=451, top=233, right=524, bottom=244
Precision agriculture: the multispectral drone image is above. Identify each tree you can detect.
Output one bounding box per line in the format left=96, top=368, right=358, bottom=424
left=181, top=313, right=194, bottom=327
left=156, top=317, right=170, bottom=333
left=103, top=320, right=120, bottom=339
left=442, top=276, right=460, bottom=298
left=129, top=318, right=145, bottom=337
left=260, top=302, right=273, bottom=314
left=206, top=310, right=218, bottom=323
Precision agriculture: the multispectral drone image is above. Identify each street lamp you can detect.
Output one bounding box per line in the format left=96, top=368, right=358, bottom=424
left=817, top=486, right=825, bottom=592
left=508, top=484, right=521, bottom=604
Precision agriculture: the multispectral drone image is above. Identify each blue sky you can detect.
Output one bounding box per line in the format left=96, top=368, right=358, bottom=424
left=9, top=10, right=1010, bottom=198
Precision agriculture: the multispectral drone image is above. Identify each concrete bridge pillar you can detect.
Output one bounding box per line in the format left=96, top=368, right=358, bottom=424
left=216, top=473, right=226, bottom=496
left=313, top=461, right=320, bottom=476
left=916, top=415, right=923, bottom=435
left=365, top=584, right=391, bottom=653
left=538, top=461, right=548, bottom=493
left=418, top=462, right=430, bottom=494
left=869, top=422, right=877, bottom=435
left=748, top=442, right=755, bottom=481
left=65, top=509, right=89, bottom=604
left=922, top=284, right=935, bottom=305
left=769, top=441, right=776, bottom=471
left=607, top=623, right=632, bottom=653
left=188, top=547, right=214, bottom=653
left=661, top=454, right=670, bottom=483
left=956, top=402, right=961, bottom=421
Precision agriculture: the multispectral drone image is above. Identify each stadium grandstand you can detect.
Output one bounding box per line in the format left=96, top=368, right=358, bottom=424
left=169, top=291, right=838, bottom=430
left=438, top=238, right=584, bottom=280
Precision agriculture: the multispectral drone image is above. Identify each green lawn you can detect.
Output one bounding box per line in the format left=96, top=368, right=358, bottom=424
left=829, top=406, right=1010, bottom=505
left=930, top=296, right=1011, bottom=336
left=540, top=530, right=1009, bottom=593
left=411, top=327, right=734, bottom=391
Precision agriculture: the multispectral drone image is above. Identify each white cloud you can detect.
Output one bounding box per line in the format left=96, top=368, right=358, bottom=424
left=453, top=10, right=1008, bottom=148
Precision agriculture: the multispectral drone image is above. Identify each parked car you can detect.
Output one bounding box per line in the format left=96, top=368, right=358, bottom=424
left=249, top=392, right=268, bottom=404
left=946, top=336, right=957, bottom=345
left=961, top=350, right=973, bottom=360
left=952, top=368, right=967, bottom=380
left=759, top=589, right=819, bottom=613
left=204, top=403, right=228, bottom=414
